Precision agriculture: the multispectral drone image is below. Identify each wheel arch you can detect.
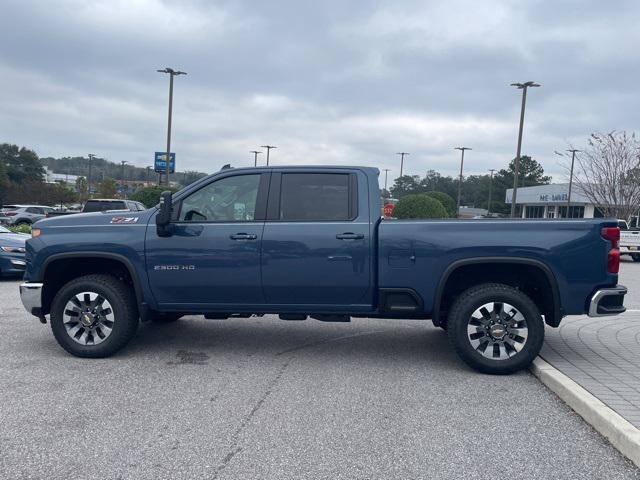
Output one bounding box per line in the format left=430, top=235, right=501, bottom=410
left=39, top=252, right=145, bottom=316
left=433, top=257, right=562, bottom=328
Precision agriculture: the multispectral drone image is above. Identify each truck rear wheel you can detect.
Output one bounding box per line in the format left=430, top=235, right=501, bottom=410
left=50, top=274, right=138, bottom=358
left=447, top=283, right=544, bottom=374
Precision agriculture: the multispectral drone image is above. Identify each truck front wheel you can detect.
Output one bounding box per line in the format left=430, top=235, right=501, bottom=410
left=447, top=283, right=544, bottom=374
left=50, top=274, right=139, bottom=358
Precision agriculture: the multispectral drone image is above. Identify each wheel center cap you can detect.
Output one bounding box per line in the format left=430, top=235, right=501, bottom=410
left=490, top=324, right=506, bottom=339
left=81, top=313, right=95, bottom=327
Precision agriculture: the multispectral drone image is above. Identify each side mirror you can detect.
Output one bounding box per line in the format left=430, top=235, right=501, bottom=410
left=156, top=191, right=173, bottom=236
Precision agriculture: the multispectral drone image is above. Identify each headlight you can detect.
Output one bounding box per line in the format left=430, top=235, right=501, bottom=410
left=1, top=246, right=25, bottom=253
left=32, top=228, right=41, bottom=238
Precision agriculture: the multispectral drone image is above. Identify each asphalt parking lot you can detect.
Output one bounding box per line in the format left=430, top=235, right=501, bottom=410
left=1, top=259, right=639, bottom=479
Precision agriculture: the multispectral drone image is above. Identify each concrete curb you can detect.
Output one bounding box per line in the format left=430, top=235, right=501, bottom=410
left=531, top=357, right=640, bottom=467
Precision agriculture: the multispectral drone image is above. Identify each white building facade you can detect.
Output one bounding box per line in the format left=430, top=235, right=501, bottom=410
left=506, top=183, right=639, bottom=224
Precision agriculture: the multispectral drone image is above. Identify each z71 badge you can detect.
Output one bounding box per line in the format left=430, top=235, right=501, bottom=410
left=110, top=216, right=139, bottom=224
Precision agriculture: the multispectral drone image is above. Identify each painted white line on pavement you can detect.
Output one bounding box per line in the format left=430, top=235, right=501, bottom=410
left=531, top=357, right=640, bottom=468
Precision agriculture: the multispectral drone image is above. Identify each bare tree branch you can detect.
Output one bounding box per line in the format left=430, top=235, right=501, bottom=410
left=563, top=131, right=640, bottom=222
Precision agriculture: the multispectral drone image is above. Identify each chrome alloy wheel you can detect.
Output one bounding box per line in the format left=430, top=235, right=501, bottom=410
left=467, top=302, right=529, bottom=361
left=62, top=292, right=115, bottom=346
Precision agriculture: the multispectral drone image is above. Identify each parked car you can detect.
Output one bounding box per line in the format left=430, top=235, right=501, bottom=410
left=0, top=225, right=28, bottom=276
left=19, top=166, right=626, bottom=374
left=0, top=205, right=56, bottom=225
left=46, top=199, right=147, bottom=217
left=618, top=219, right=640, bottom=262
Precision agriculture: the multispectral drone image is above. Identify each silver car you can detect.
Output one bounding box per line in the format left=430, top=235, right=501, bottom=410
left=0, top=205, right=56, bottom=226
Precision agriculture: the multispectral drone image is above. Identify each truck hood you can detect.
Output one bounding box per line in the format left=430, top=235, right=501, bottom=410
left=35, top=209, right=155, bottom=228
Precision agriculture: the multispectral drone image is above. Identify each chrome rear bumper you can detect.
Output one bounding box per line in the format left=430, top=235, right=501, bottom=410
left=588, top=286, right=627, bottom=317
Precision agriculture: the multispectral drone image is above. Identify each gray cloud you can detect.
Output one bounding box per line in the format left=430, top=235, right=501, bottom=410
left=1, top=0, right=638, bottom=180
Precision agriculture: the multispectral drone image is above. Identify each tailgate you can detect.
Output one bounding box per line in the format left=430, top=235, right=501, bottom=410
left=620, top=230, right=640, bottom=250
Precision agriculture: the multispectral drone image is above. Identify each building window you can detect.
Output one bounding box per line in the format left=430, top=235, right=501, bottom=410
left=558, top=206, right=585, bottom=218
left=525, top=206, right=544, bottom=218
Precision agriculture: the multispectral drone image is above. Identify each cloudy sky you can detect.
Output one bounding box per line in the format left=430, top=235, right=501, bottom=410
left=1, top=0, right=638, bottom=180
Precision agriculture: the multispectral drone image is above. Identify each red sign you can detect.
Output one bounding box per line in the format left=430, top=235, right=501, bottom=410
left=383, top=203, right=395, bottom=217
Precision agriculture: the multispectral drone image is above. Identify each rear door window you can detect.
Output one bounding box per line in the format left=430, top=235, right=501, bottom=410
left=278, top=173, right=355, bottom=221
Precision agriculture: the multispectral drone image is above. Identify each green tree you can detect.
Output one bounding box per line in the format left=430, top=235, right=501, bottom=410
left=0, top=160, right=8, bottom=207
left=76, top=176, right=88, bottom=202
left=98, top=177, right=117, bottom=198
left=392, top=194, right=448, bottom=219
left=390, top=175, right=421, bottom=198
left=0, top=144, right=45, bottom=183
left=496, top=155, right=551, bottom=189
left=424, top=191, right=456, bottom=217
left=130, top=185, right=178, bottom=208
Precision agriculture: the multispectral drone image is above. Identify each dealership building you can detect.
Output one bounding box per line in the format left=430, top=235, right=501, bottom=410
left=506, top=183, right=639, bottom=224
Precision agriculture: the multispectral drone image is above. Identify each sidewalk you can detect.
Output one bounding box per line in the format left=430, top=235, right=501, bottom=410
left=541, top=310, right=640, bottom=427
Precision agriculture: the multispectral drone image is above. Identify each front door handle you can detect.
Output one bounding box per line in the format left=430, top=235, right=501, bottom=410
left=230, top=233, right=258, bottom=240
left=336, top=232, right=364, bottom=240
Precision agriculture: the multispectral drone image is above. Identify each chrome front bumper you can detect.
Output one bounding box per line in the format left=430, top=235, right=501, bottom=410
left=19, top=282, right=43, bottom=317
left=588, top=286, right=627, bottom=317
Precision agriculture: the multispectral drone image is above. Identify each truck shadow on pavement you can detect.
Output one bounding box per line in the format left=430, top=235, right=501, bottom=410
left=124, top=317, right=474, bottom=374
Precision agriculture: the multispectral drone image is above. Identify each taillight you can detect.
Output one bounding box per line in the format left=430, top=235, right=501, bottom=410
left=5, top=212, right=17, bottom=216
left=601, top=226, right=620, bottom=274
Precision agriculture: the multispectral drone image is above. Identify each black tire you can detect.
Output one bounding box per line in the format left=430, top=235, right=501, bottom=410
left=50, top=274, right=138, bottom=358
left=149, top=312, right=183, bottom=323
left=447, top=283, right=544, bottom=375
left=631, top=254, right=640, bottom=262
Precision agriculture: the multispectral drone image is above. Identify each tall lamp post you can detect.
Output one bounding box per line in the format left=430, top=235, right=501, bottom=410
left=250, top=150, right=262, bottom=167
left=383, top=168, right=391, bottom=193
left=555, top=149, right=580, bottom=218
left=396, top=152, right=409, bottom=177
left=87, top=153, right=95, bottom=199
left=454, top=147, right=471, bottom=217
left=157, top=67, right=187, bottom=186
left=487, top=169, right=496, bottom=214
left=510, top=81, right=541, bottom=218
left=120, top=161, right=128, bottom=199
left=261, top=145, right=277, bottom=166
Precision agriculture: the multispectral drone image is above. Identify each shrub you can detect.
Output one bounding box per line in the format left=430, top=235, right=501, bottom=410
left=424, top=191, right=456, bottom=217
left=130, top=186, right=179, bottom=208
left=7, top=223, right=32, bottom=234
left=392, top=194, right=448, bottom=219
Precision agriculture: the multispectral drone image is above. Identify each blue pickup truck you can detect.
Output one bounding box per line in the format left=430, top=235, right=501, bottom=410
left=20, top=166, right=627, bottom=373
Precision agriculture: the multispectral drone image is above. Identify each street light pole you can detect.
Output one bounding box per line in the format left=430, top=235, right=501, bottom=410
left=261, top=145, right=277, bottom=166
left=555, top=149, right=581, bottom=218
left=157, top=67, right=187, bottom=186
left=383, top=168, right=390, bottom=192
left=510, top=81, right=541, bottom=218
left=566, top=149, right=579, bottom=217
left=454, top=147, right=471, bottom=217
left=396, top=152, right=409, bottom=177
left=250, top=150, right=262, bottom=167
left=487, top=169, right=496, bottom=214
left=120, top=161, right=128, bottom=199
left=87, top=154, right=95, bottom=199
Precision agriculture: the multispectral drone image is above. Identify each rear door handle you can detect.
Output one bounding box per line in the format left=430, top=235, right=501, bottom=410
left=230, top=233, right=258, bottom=240
left=336, top=232, right=364, bottom=240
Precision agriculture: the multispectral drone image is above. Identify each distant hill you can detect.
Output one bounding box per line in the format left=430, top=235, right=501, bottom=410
left=41, top=156, right=208, bottom=186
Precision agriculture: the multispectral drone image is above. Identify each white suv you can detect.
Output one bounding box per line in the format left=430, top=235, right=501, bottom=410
left=0, top=205, right=56, bottom=226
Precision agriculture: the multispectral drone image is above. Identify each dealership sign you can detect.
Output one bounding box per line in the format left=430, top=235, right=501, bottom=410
left=154, top=152, right=176, bottom=173
left=539, top=193, right=568, bottom=202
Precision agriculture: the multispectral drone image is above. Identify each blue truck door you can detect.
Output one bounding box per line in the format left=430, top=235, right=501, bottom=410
left=145, top=172, right=269, bottom=308
left=261, top=171, right=373, bottom=308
